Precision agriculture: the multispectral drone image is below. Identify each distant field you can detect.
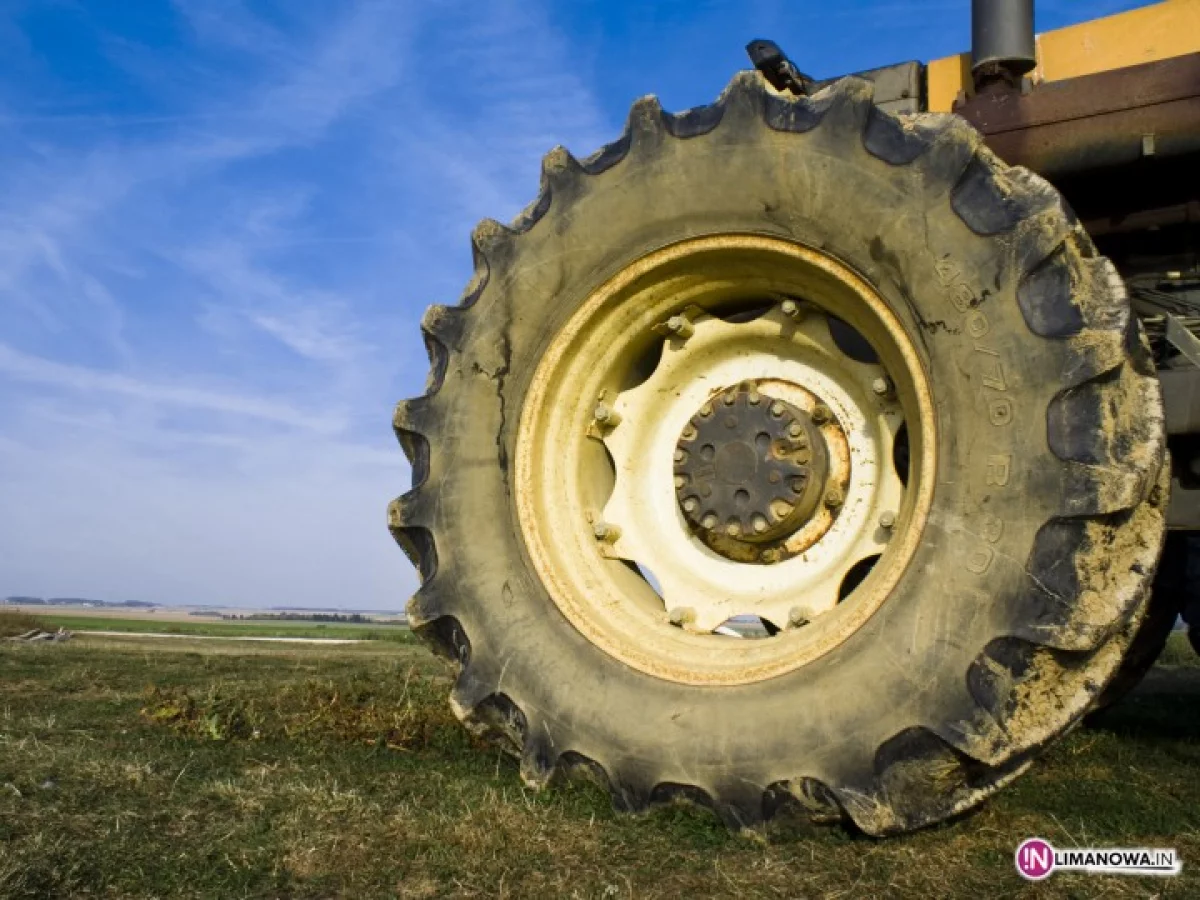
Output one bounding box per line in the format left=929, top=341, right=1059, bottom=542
left=0, top=631, right=1196, bottom=897
left=2, top=604, right=406, bottom=624
left=22, top=611, right=413, bottom=642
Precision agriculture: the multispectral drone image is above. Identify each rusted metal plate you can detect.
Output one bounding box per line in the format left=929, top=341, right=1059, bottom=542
left=926, top=0, right=1200, bottom=113
left=955, top=53, right=1200, bottom=178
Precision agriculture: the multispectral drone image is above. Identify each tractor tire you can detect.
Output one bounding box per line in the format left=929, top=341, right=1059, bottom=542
left=1090, top=530, right=1187, bottom=712
left=389, top=72, right=1167, bottom=835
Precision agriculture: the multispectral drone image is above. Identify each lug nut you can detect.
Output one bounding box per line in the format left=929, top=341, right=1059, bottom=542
left=674, top=448, right=686, bottom=463
left=683, top=498, right=699, bottom=513
left=770, top=401, right=785, bottom=418
left=674, top=475, right=686, bottom=489
left=811, top=404, right=832, bottom=425
left=781, top=299, right=803, bottom=320
left=668, top=606, right=695, bottom=626
left=726, top=521, right=742, bottom=537
left=788, top=606, right=812, bottom=627
left=752, top=514, right=769, bottom=534
left=666, top=315, right=694, bottom=339
left=879, top=511, right=896, bottom=529
left=787, top=421, right=803, bottom=438
left=593, top=403, right=621, bottom=428
left=824, top=487, right=844, bottom=509
left=593, top=521, right=621, bottom=543
left=872, top=376, right=893, bottom=398
left=702, top=513, right=718, bottom=529
left=699, top=402, right=713, bottom=417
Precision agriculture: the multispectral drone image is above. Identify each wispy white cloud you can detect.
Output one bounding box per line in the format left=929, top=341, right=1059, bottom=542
left=0, top=342, right=343, bottom=432
left=0, top=0, right=612, bottom=609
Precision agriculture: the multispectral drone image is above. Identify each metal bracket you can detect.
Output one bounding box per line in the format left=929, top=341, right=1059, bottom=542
left=745, top=40, right=816, bottom=96
left=1166, top=314, right=1200, bottom=368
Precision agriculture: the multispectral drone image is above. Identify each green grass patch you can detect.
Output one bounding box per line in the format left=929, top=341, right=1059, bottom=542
left=142, top=669, right=461, bottom=749
left=1158, top=630, right=1197, bottom=668
left=0, top=637, right=1197, bottom=898
left=34, top=613, right=414, bottom=642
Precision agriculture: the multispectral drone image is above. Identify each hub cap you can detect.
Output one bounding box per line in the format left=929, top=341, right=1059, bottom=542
left=674, top=383, right=829, bottom=549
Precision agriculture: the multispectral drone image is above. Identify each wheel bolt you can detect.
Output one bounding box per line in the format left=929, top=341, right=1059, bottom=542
left=787, top=421, right=803, bottom=438
left=674, top=448, right=685, bottom=463
left=702, top=513, right=718, bottom=529
left=879, top=511, right=896, bottom=529
left=699, top=403, right=713, bottom=417
left=824, top=487, right=844, bottom=509
left=593, top=521, right=621, bottom=543
left=683, top=498, right=699, bottom=513
left=781, top=299, right=803, bottom=320
left=770, top=401, right=785, bottom=418
left=593, top=403, right=621, bottom=428
left=811, top=404, right=832, bottom=425
left=752, top=514, right=769, bottom=534
left=788, top=606, right=812, bottom=627
left=668, top=606, right=695, bottom=626
left=872, top=376, right=893, bottom=398
left=726, top=521, right=742, bottom=537
left=666, top=315, right=694, bottom=339
left=723, top=392, right=736, bottom=406
left=674, top=475, right=686, bottom=489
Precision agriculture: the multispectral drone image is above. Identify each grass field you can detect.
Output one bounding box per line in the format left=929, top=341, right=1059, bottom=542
left=24, top=612, right=413, bottom=642
left=0, top=631, right=1197, bottom=898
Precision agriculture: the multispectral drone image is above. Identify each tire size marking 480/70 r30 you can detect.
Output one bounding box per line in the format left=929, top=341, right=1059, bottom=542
left=934, top=257, right=1012, bottom=576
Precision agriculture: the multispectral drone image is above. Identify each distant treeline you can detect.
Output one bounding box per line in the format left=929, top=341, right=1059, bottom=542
left=3, top=597, right=155, bottom=608
left=221, top=612, right=384, bottom=624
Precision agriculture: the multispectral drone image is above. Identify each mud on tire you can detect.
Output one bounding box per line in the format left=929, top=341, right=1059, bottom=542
left=388, top=72, right=1167, bottom=834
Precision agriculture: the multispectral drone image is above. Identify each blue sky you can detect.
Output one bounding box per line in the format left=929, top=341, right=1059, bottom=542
left=0, top=0, right=1149, bottom=609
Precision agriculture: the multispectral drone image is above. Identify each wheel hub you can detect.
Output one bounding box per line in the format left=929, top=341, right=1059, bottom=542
left=675, top=382, right=829, bottom=549
left=515, top=236, right=933, bottom=679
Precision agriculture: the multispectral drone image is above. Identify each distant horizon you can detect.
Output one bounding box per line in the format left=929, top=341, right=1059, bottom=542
left=2, top=595, right=405, bottom=614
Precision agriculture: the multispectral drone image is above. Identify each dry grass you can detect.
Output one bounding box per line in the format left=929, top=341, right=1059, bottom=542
left=141, top=667, right=460, bottom=750
left=0, top=633, right=1197, bottom=898
left=0, top=610, right=49, bottom=638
